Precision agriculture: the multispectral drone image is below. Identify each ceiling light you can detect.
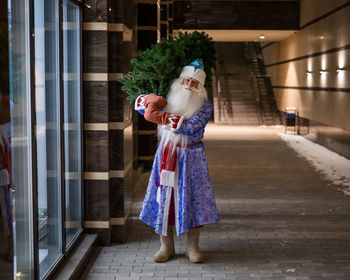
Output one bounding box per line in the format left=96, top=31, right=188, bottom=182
left=259, top=34, right=265, bottom=39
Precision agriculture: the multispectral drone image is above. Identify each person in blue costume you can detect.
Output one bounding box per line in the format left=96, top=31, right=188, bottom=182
left=134, top=59, right=219, bottom=263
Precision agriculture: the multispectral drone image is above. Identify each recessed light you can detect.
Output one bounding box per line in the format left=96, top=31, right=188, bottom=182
left=259, top=34, right=265, bottom=39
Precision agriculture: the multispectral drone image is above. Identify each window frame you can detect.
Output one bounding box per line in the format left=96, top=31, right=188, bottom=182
left=27, top=0, right=84, bottom=279
left=60, top=0, right=85, bottom=254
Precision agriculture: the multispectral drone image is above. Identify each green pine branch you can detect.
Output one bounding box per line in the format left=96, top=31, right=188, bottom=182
left=118, top=31, right=217, bottom=103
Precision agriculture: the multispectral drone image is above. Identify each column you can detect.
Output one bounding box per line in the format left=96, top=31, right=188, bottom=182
left=83, top=0, right=137, bottom=244
left=136, top=0, right=160, bottom=169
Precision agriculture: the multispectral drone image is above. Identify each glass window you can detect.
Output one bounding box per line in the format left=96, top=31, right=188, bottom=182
left=63, top=0, right=82, bottom=247
left=8, top=0, right=82, bottom=278
left=34, top=0, right=62, bottom=278
left=7, top=0, right=34, bottom=279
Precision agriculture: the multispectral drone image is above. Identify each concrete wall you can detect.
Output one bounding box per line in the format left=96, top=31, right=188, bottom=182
left=300, top=0, right=348, bottom=26
left=262, top=0, right=350, bottom=132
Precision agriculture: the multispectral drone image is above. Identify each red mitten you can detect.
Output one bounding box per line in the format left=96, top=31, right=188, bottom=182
left=144, top=103, right=171, bottom=125
left=143, top=94, right=185, bottom=129
left=143, top=94, right=171, bottom=125
left=144, top=93, right=167, bottom=108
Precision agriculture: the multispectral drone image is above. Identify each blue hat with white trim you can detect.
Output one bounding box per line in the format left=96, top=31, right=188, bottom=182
left=180, top=59, right=206, bottom=85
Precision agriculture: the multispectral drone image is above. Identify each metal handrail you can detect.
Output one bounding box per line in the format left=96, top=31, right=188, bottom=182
left=212, top=62, right=221, bottom=123
left=251, top=74, right=265, bottom=125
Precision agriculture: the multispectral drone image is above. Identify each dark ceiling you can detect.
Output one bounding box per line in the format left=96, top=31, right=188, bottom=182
left=174, top=1, right=300, bottom=30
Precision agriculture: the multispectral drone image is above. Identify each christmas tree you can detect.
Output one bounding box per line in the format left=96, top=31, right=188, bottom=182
left=118, top=31, right=216, bottom=103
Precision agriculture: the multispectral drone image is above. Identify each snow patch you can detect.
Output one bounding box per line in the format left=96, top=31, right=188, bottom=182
left=278, top=133, right=350, bottom=196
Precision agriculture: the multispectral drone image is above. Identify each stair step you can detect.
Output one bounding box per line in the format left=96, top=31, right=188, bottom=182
left=214, top=42, right=280, bottom=125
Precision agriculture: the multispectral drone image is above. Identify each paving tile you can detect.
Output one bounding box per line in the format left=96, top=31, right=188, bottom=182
left=86, top=126, right=350, bottom=280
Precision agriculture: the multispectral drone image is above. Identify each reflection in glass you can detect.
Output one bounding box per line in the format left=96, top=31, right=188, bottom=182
left=8, top=0, right=83, bottom=278
left=34, top=0, right=62, bottom=278
left=63, top=0, right=82, bottom=246
left=8, top=0, right=34, bottom=279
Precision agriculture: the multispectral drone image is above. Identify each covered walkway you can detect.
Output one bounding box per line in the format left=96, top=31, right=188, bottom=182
left=86, top=124, right=350, bottom=280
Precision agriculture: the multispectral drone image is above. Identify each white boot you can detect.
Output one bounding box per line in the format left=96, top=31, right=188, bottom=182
left=186, top=228, right=204, bottom=263
left=154, top=227, right=175, bottom=262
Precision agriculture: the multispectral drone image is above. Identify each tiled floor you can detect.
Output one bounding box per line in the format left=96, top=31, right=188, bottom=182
left=86, top=125, right=350, bottom=280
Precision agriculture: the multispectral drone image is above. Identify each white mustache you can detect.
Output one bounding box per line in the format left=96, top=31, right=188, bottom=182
left=182, top=85, right=196, bottom=92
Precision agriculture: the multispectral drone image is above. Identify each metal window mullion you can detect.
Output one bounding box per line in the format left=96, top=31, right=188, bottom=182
left=29, top=0, right=40, bottom=278
left=59, top=0, right=67, bottom=256
left=78, top=0, right=84, bottom=230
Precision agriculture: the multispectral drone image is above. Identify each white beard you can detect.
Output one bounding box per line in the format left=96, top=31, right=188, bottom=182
left=160, top=78, right=207, bottom=153
left=163, top=78, right=207, bottom=120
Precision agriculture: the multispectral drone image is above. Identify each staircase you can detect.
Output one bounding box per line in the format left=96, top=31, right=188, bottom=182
left=214, top=43, right=259, bottom=125
left=245, top=42, right=281, bottom=125
left=213, top=42, right=281, bottom=126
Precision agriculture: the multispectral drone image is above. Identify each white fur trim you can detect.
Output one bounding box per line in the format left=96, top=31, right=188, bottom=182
left=0, top=169, right=9, bottom=186
left=173, top=161, right=180, bottom=236
left=134, top=94, right=147, bottom=110
left=159, top=158, right=180, bottom=236
left=180, top=66, right=206, bottom=85
left=160, top=170, right=176, bottom=187
left=161, top=186, right=172, bottom=236
left=156, top=187, right=161, bottom=204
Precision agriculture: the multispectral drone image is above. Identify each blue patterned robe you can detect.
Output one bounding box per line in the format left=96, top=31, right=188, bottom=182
left=138, top=99, right=219, bottom=236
